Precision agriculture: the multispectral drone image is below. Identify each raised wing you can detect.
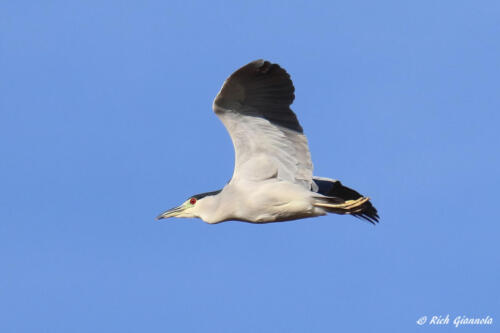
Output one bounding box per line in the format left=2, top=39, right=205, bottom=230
left=212, top=60, right=314, bottom=189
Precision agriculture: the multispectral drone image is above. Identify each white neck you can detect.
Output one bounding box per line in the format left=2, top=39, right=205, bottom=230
left=196, top=195, right=226, bottom=223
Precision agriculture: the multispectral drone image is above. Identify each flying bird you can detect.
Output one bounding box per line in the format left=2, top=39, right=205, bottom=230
left=157, top=60, right=379, bottom=224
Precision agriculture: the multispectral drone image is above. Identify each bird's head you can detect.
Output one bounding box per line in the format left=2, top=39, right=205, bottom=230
left=156, top=197, right=199, bottom=220
left=156, top=190, right=222, bottom=221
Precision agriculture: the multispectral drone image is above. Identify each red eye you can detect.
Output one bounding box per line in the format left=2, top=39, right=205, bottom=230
left=189, top=198, right=197, bottom=205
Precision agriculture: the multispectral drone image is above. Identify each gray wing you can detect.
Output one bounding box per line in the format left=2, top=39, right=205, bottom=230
left=212, top=60, right=314, bottom=189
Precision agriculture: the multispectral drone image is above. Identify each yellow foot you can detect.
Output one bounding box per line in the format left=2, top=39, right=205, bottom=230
left=314, top=197, right=370, bottom=214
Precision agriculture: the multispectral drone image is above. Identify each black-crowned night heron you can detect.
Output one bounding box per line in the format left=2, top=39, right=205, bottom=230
left=157, top=60, right=379, bottom=224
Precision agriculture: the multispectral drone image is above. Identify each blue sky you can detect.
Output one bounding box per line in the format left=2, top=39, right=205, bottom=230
left=1, top=1, right=499, bottom=332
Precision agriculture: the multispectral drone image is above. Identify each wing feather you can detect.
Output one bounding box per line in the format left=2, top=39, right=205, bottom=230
left=212, top=60, right=313, bottom=188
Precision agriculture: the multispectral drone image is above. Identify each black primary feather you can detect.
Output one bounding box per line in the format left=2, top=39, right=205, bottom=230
left=313, top=178, right=379, bottom=224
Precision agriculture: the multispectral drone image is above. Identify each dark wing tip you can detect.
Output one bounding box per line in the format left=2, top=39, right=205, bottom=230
left=313, top=178, right=380, bottom=224
left=214, top=59, right=302, bottom=133
left=353, top=202, right=380, bottom=224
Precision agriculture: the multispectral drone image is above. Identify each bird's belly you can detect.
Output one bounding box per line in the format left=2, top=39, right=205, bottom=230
left=235, top=181, right=322, bottom=223
left=255, top=202, right=317, bottom=223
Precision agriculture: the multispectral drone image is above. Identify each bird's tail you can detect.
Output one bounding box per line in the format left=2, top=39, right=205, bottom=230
left=312, top=178, right=379, bottom=224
